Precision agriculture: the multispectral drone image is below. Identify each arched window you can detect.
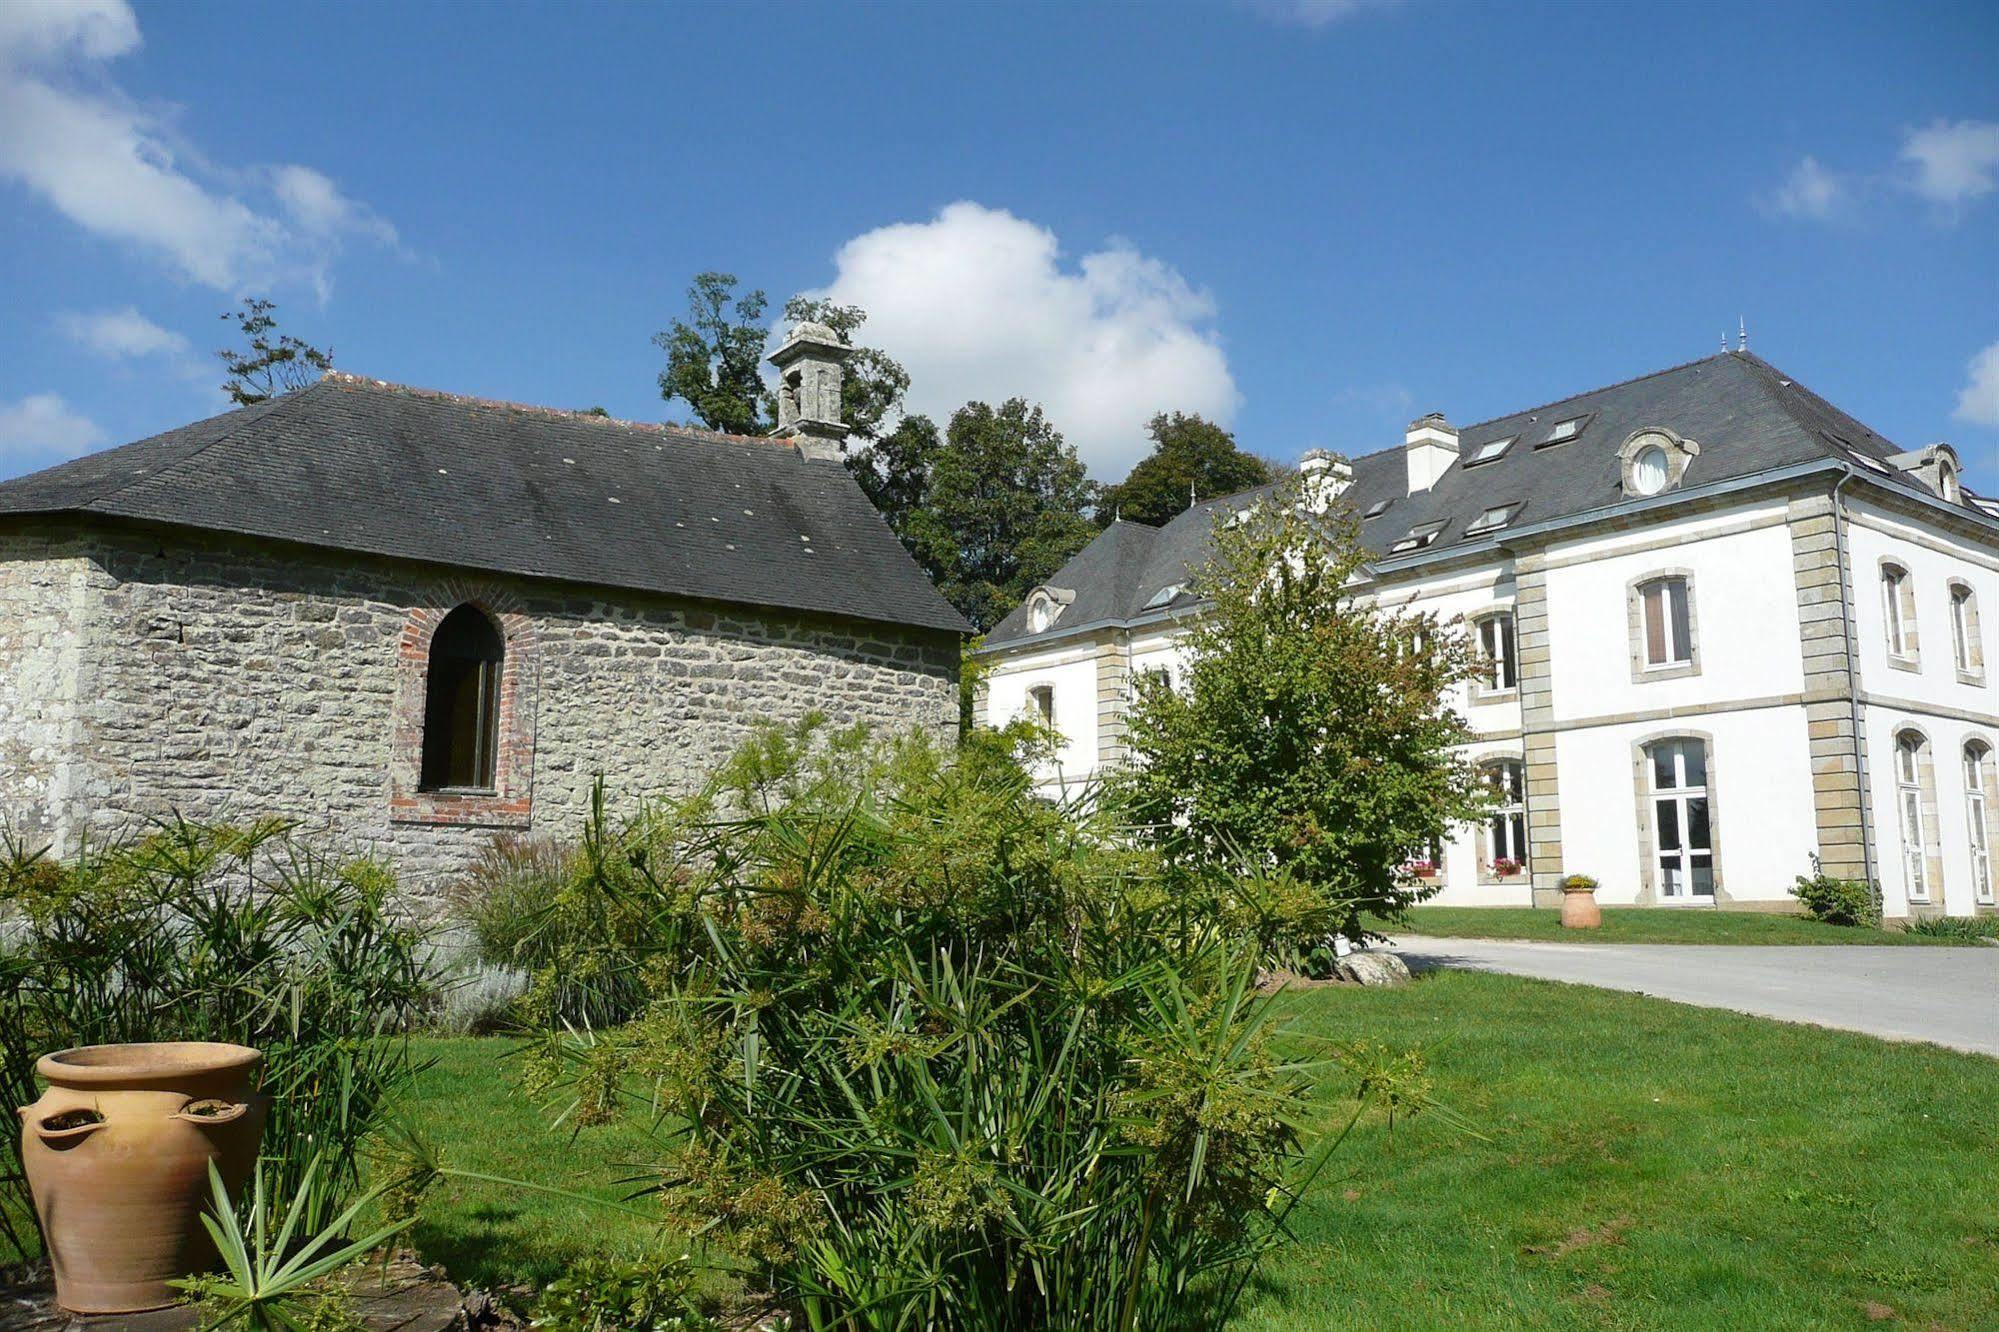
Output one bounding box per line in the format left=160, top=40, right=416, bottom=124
left=1950, top=582, right=1985, bottom=681
left=1483, top=759, right=1527, bottom=874
left=1894, top=731, right=1936, bottom=903
left=1644, top=737, right=1712, bottom=899
left=420, top=605, right=504, bottom=791
left=1966, top=741, right=1995, bottom=907
left=1881, top=564, right=1917, bottom=663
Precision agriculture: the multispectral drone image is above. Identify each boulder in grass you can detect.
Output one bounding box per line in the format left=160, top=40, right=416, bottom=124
left=1333, top=950, right=1411, bottom=987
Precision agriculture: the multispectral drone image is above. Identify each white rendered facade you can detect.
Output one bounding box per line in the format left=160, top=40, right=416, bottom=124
left=979, top=359, right=1999, bottom=918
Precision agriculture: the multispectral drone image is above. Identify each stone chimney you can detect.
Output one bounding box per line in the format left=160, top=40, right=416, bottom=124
left=1404, top=412, right=1459, bottom=494
left=1298, top=448, right=1353, bottom=512
left=768, top=320, right=850, bottom=462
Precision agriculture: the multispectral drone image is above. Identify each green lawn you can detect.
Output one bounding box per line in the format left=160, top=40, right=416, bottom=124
left=1377, top=905, right=1974, bottom=945
left=403, top=976, right=1999, bottom=1328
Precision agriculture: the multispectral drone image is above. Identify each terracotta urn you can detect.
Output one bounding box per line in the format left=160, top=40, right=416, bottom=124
left=1560, top=878, right=1602, bottom=929
left=19, top=1041, right=267, bottom=1314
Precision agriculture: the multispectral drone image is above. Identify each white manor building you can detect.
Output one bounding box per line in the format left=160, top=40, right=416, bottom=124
left=976, top=352, right=1999, bottom=920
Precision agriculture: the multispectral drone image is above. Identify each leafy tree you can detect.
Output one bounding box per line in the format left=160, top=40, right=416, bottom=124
left=1114, top=472, right=1488, bottom=951
left=905, top=399, right=1097, bottom=630
left=846, top=412, right=941, bottom=550
left=216, top=299, right=333, bottom=407
left=654, top=272, right=772, bottom=435
left=1097, top=412, right=1272, bottom=528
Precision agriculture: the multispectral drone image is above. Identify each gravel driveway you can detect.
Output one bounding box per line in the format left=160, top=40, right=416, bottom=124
left=1388, top=936, right=1999, bottom=1057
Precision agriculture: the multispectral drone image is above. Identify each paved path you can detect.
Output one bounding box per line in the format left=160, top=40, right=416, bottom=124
left=1387, top=936, right=1999, bottom=1057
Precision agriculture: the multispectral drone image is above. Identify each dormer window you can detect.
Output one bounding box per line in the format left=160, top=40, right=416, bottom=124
left=1463, top=502, right=1523, bottom=537
left=1142, top=583, right=1184, bottom=611
left=1536, top=414, right=1591, bottom=447
left=1618, top=427, right=1700, bottom=499
left=1464, top=436, right=1516, bottom=466
left=1024, top=586, right=1072, bottom=634
left=1389, top=520, right=1445, bottom=553
left=1363, top=497, right=1393, bottom=520
left=1940, top=459, right=1961, bottom=504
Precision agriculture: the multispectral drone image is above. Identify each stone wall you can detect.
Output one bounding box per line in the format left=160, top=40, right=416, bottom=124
left=0, top=520, right=959, bottom=912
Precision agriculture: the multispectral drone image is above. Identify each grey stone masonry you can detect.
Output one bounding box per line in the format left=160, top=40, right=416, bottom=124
left=1513, top=552, right=1566, bottom=908
left=0, top=520, right=958, bottom=913
left=1788, top=492, right=1872, bottom=882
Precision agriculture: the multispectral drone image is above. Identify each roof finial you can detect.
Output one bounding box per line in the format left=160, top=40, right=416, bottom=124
left=1189, top=478, right=1197, bottom=510
left=1738, top=316, right=1747, bottom=352
left=1721, top=329, right=1729, bottom=353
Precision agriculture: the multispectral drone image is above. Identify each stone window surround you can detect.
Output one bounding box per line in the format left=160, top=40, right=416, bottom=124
left=390, top=590, right=538, bottom=829
left=1467, top=604, right=1519, bottom=702
left=1965, top=734, right=1997, bottom=908
left=1891, top=724, right=1945, bottom=908
left=1947, top=579, right=1985, bottom=687
left=1625, top=569, right=1702, bottom=684
left=1474, top=752, right=1528, bottom=885
left=1630, top=728, right=1727, bottom=905
left=1879, top=558, right=1919, bottom=672
left=1617, top=426, right=1700, bottom=499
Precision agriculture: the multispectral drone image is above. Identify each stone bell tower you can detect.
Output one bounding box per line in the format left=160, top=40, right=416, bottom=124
left=768, top=321, right=851, bottom=462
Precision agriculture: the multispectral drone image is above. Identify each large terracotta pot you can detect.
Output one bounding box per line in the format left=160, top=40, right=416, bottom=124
left=19, top=1041, right=267, bottom=1314
left=1561, top=883, right=1602, bottom=929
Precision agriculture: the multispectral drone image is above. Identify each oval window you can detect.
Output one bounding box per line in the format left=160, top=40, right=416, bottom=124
left=1028, top=598, right=1052, bottom=633
left=1632, top=445, right=1670, bottom=496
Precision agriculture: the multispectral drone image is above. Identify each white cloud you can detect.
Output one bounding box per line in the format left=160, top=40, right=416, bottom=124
left=1767, top=156, right=1848, bottom=222
left=1955, top=341, right=1999, bottom=429
left=1241, top=0, right=1400, bottom=28
left=0, top=393, right=107, bottom=469
left=807, top=202, right=1240, bottom=477
left=1901, top=119, right=1999, bottom=211
left=58, top=306, right=191, bottom=360
left=0, top=0, right=394, bottom=296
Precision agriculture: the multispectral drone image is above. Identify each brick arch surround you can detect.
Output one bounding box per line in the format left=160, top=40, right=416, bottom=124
left=388, top=587, right=539, bottom=829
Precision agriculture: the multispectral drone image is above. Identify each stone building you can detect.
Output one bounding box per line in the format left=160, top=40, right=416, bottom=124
left=0, top=323, right=966, bottom=906
left=980, top=351, right=1999, bottom=920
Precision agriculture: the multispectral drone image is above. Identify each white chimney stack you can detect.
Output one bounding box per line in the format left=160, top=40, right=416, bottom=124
left=1404, top=412, right=1459, bottom=494
left=1298, top=449, right=1353, bottom=511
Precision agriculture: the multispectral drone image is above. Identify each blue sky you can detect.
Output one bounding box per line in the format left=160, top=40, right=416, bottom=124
left=2, top=0, right=1995, bottom=493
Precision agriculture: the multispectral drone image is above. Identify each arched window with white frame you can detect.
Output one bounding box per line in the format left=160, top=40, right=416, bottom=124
left=1894, top=730, right=1937, bottom=903
left=1949, top=582, right=1984, bottom=683
left=1482, top=758, right=1527, bottom=876
left=1966, top=740, right=1995, bottom=907
left=1881, top=563, right=1917, bottom=665
left=1474, top=612, right=1517, bottom=696
left=1643, top=737, right=1713, bottom=900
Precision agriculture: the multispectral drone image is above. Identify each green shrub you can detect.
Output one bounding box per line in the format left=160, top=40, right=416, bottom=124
left=1902, top=915, right=1999, bottom=941
left=525, top=718, right=1403, bottom=1331
left=0, top=819, right=435, bottom=1256
left=527, top=1252, right=715, bottom=1332
left=1791, top=856, right=1881, bottom=928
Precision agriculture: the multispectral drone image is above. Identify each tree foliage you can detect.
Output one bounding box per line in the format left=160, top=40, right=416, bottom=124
left=904, top=399, right=1098, bottom=631
left=1114, top=473, right=1488, bottom=946
left=216, top=298, right=333, bottom=407
left=1096, top=412, right=1272, bottom=528
left=653, top=272, right=772, bottom=435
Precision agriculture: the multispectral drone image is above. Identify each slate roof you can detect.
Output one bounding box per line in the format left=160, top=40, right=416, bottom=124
left=986, top=351, right=1989, bottom=648
left=0, top=374, right=969, bottom=635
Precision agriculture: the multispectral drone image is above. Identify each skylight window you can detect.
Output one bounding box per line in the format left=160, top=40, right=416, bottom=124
left=1363, top=497, right=1393, bottom=519
left=1464, top=436, right=1515, bottom=466
left=1389, top=520, right=1446, bottom=554
left=1536, top=414, right=1591, bottom=447
left=1463, top=502, right=1522, bottom=536
left=1142, top=583, right=1184, bottom=610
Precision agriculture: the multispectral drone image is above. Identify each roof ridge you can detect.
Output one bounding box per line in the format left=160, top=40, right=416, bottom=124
left=1330, top=351, right=1740, bottom=467
left=317, top=371, right=792, bottom=450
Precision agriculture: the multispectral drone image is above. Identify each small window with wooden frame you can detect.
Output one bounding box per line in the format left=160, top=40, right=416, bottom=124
left=1626, top=570, right=1700, bottom=682
left=421, top=605, right=504, bottom=791
left=390, top=596, right=536, bottom=829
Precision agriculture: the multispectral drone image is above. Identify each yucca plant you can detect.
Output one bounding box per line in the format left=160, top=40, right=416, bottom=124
left=171, top=1155, right=408, bottom=1332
